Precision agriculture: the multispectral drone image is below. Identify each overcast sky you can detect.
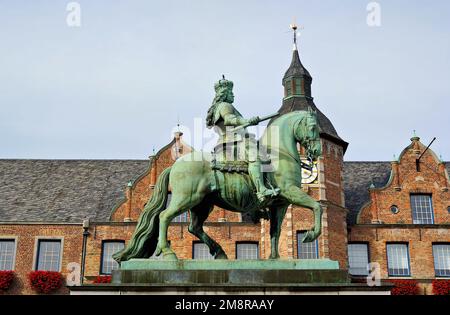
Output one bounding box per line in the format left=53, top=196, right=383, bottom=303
left=0, top=0, right=449, bottom=161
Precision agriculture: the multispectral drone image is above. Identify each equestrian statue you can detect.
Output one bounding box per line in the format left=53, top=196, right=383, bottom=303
left=113, top=76, right=323, bottom=262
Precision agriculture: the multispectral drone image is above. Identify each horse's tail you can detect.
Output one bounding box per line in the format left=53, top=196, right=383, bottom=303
left=113, top=167, right=171, bottom=263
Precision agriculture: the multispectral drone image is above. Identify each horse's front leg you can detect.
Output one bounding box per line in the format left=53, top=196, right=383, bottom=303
left=269, top=204, right=288, bottom=259
left=281, top=185, right=323, bottom=243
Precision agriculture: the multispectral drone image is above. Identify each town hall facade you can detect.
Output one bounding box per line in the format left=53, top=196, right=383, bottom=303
left=0, top=42, right=449, bottom=295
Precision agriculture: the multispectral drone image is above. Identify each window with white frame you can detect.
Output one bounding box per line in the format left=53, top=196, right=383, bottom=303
left=387, top=243, right=410, bottom=277
left=36, top=240, right=62, bottom=271
left=297, top=232, right=319, bottom=259
left=433, top=244, right=450, bottom=277
left=236, top=243, right=259, bottom=260
left=410, top=194, right=434, bottom=224
left=172, top=212, right=189, bottom=223
left=0, top=240, right=15, bottom=270
left=101, top=241, right=125, bottom=274
left=193, top=242, right=214, bottom=260
left=348, top=243, right=369, bottom=276
left=165, top=193, right=189, bottom=223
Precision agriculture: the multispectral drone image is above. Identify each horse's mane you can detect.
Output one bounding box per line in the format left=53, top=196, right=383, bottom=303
left=260, top=111, right=306, bottom=143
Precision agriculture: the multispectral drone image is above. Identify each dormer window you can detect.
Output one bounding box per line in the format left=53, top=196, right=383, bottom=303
left=410, top=194, right=434, bottom=224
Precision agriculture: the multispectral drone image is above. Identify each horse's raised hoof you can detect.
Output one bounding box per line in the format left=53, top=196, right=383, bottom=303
left=301, top=230, right=317, bottom=243
left=214, top=250, right=228, bottom=260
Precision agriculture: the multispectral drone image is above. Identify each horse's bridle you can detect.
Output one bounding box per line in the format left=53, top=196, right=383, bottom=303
left=294, top=114, right=318, bottom=172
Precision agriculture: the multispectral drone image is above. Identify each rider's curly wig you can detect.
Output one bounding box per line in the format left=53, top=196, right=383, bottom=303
left=206, top=85, right=231, bottom=128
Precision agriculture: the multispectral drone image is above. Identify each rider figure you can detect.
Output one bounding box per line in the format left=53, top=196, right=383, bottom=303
left=206, top=76, right=279, bottom=203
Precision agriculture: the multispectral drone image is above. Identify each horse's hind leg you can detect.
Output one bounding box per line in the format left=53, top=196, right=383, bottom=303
left=156, top=193, right=202, bottom=260
left=188, top=201, right=228, bottom=260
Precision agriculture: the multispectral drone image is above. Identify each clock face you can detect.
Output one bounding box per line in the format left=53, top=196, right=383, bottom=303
left=301, top=158, right=318, bottom=184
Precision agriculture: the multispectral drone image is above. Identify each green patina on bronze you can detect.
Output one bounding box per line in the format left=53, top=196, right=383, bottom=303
left=120, top=259, right=339, bottom=270
left=113, top=269, right=349, bottom=286
left=113, top=77, right=323, bottom=263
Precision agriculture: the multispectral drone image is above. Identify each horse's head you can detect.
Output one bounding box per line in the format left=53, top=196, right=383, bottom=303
left=294, top=109, right=322, bottom=162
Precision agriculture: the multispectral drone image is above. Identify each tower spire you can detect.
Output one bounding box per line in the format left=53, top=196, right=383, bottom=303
left=290, top=23, right=298, bottom=51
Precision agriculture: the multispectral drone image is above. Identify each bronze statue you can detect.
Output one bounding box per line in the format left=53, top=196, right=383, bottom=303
left=206, top=76, right=279, bottom=202
left=114, top=77, right=323, bottom=262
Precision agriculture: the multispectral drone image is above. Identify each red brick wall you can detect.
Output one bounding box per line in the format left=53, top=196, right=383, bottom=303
left=0, top=224, right=83, bottom=295
left=358, top=138, right=449, bottom=224
left=349, top=137, right=450, bottom=294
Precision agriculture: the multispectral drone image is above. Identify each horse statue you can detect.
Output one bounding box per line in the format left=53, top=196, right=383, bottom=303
left=113, top=110, right=322, bottom=262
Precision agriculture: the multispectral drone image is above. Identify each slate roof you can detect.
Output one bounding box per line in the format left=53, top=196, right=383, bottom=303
left=283, top=49, right=312, bottom=80
left=0, top=159, right=447, bottom=225
left=343, top=162, right=392, bottom=225
left=0, top=159, right=149, bottom=223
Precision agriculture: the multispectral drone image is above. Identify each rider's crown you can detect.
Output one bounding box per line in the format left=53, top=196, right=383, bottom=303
left=214, top=77, right=233, bottom=92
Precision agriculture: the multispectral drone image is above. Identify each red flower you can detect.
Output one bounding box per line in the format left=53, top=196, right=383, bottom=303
left=93, top=275, right=112, bottom=284
left=0, top=271, right=15, bottom=291
left=389, top=279, right=419, bottom=295
left=28, top=271, right=64, bottom=294
left=432, top=279, right=450, bottom=295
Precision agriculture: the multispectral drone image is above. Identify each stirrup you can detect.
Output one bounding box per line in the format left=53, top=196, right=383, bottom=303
left=257, top=189, right=278, bottom=202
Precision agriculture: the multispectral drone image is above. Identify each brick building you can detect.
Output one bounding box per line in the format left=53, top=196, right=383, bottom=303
left=0, top=43, right=449, bottom=295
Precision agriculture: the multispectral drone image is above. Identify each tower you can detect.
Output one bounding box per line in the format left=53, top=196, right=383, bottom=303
left=264, top=25, right=350, bottom=268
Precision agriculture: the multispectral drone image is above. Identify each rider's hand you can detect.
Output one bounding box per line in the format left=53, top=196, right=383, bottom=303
left=247, top=116, right=260, bottom=125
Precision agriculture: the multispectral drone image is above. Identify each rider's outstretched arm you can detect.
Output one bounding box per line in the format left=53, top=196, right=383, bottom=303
left=220, top=103, right=257, bottom=127
left=221, top=104, right=247, bottom=126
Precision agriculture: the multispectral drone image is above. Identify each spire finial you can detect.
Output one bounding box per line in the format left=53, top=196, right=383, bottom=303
left=289, top=19, right=304, bottom=51
left=290, top=22, right=298, bottom=50
left=176, top=115, right=181, bottom=133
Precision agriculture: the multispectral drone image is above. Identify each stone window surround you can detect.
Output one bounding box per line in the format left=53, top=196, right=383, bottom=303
left=297, top=231, right=319, bottom=259
left=347, top=242, right=370, bottom=276
left=235, top=241, right=260, bottom=260
left=32, top=236, right=64, bottom=272
left=386, top=242, right=411, bottom=278
left=410, top=193, right=435, bottom=225
left=192, top=241, right=214, bottom=260
left=100, top=240, right=125, bottom=275
left=432, top=242, right=450, bottom=278
left=0, top=236, right=18, bottom=271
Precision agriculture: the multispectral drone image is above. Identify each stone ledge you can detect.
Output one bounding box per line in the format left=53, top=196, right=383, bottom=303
left=120, top=259, right=340, bottom=271
left=113, top=269, right=349, bottom=285
left=69, top=283, right=393, bottom=295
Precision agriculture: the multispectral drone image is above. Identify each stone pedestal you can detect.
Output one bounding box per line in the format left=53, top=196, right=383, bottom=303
left=69, top=259, right=392, bottom=295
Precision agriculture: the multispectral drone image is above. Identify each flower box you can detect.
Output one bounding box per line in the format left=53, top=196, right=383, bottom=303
left=0, top=271, right=15, bottom=291
left=28, top=271, right=64, bottom=294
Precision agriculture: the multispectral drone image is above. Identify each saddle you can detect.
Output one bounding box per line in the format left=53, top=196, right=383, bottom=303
left=210, top=139, right=272, bottom=174
left=210, top=141, right=277, bottom=223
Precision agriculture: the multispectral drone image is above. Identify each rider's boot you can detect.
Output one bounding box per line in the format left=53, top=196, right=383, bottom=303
left=248, top=161, right=280, bottom=203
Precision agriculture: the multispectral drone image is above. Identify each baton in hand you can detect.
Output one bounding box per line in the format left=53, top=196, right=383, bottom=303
left=229, top=112, right=280, bottom=133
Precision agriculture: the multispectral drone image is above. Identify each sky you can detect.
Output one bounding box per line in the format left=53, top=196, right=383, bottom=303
left=0, top=0, right=449, bottom=161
